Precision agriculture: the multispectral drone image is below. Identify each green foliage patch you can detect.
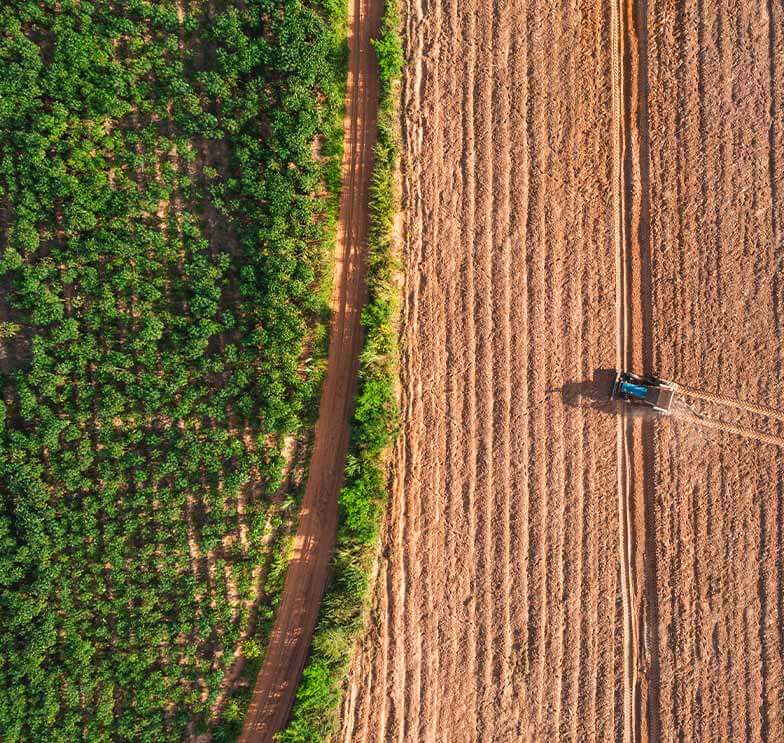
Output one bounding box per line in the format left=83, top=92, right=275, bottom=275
left=0, top=1, right=345, bottom=740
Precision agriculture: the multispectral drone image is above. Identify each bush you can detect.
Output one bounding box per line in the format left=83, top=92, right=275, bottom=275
left=0, top=1, right=346, bottom=739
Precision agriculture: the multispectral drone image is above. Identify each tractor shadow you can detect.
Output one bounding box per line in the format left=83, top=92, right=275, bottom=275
left=558, top=367, right=654, bottom=419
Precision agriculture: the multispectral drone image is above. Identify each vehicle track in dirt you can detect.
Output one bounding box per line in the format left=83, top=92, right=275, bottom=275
left=610, top=0, right=637, bottom=737
left=237, top=0, right=382, bottom=738
left=613, top=0, right=660, bottom=740
left=678, top=385, right=784, bottom=425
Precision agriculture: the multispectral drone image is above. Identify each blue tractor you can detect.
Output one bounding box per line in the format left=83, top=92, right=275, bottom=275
left=611, top=371, right=676, bottom=415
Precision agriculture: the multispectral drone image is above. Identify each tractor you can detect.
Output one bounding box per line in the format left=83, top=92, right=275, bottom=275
left=611, top=371, right=676, bottom=415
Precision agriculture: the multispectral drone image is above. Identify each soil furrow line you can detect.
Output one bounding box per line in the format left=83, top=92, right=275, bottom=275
left=564, top=8, right=586, bottom=737
left=401, top=8, right=422, bottom=736
left=527, top=0, right=551, bottom=732
left=413, top=10, right=438, bottom=741
left=506, top=0, right=530, bottom=734
left=378, top=0, right=420, bottom=733
left=421, top=0, right=447, bottom=736
left=472, top=0, right=496, bottom=733
left=556, top=4, right=582, bottom=735
left=438, top=0, right=465, bottom=732
left=521, top=3, right=538, bottom=731
left=487, top=0, right=513, bottom=727
left=457, top=0, right=480, bottom=734
left=392, top=0, right=427, bottom=734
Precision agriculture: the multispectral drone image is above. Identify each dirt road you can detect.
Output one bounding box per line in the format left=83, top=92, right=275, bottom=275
left=339, top=0, right=784, bottom=741
left=237, top=0, right=382, bottom=739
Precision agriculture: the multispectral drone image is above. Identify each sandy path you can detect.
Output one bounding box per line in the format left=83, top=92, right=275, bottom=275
left=340, top=1, right=623, bottom=739
left=237, top=0, right=382, bottom=738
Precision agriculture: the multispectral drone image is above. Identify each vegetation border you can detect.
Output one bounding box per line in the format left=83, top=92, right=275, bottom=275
left=208, top=1, right=352, bottom=739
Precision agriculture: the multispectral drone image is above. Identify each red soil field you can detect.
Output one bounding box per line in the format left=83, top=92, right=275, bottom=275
left=645, top=0, right=784, bottom=739
left=338, top=0, right=784, bottom=741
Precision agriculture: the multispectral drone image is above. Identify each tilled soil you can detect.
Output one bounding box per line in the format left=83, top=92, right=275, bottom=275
left=238, top=0, right=383, bottom=739
left=338, top=0, right=784, bottom=741
left=341, top=0, right=624, bottom=739
left=645, top=0, right=784, bottom=738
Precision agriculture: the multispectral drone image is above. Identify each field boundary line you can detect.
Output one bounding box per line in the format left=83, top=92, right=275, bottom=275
left=610, top=0, right=638, bottom=740
left=613, top=0, right=661, bottom=741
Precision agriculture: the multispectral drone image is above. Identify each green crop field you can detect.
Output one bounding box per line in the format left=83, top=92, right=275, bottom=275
left=0, top=1, right=345, bottom=740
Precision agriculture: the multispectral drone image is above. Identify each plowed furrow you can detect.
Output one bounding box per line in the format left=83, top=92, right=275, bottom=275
left=646, top=0, right=784, bottom=739
left=472, top=0, right=497, bottom=734
left=340, top=0, right=624, bottom=739
left=436, top=1, right=466, bottom=731
left=487, top=0, right=513, bottom=733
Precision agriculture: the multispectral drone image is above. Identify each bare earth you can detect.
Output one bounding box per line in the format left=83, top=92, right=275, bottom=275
left=237, top=0, right=382, bottom=739
left=339, top=1, right=784, bottom=741
left=645, top=0, right=784, bottom=739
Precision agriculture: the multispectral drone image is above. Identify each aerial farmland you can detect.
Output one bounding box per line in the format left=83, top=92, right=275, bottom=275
left=1, top=0, right=782, bottom=742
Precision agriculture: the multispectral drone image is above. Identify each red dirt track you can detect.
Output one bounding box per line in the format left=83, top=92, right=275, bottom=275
left=237, top=0, right=382, bottom=739
left=339, top=0, right=784, bottom=741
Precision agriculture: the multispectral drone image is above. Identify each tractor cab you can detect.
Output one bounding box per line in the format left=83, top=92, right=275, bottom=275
left=611, top=371, right=676, bottom=415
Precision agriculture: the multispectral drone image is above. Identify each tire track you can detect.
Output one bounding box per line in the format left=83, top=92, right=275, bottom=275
left=677, top=385, right=784, bottom=424
left=673, top=411, right=784, bottom=449
left=612, top=0, right=663, bottom=738
left=609, top=0, right=639, bottom=737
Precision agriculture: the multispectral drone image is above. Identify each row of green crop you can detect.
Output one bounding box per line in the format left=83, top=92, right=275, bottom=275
left=0, top=1, right=345, bottom=740
left=276, top=1, right=404, bottom=740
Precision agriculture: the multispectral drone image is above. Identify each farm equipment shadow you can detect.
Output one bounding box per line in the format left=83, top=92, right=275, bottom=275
left=558, top=367, right=654, bottom=418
